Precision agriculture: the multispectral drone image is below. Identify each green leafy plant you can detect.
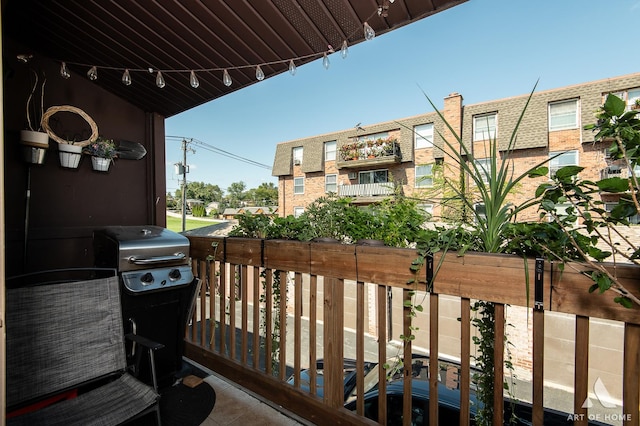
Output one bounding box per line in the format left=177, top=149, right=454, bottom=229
left=536, top=93, right=640, bottom=307
left=406, top=84, right=553, bottom=425
left=191, top=204, right=206, bottom=217
left=83, top=137, right=117, bottom=159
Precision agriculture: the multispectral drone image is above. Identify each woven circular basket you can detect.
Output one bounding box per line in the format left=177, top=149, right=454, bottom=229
left=41, top=105, right=98, bottom=147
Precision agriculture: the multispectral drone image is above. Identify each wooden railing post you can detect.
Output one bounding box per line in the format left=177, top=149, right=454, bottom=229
left=323, top=277, right=344, bottom=409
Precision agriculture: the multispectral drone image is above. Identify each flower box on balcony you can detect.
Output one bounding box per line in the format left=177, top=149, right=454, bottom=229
left=337, top=137, right=400, bottom=169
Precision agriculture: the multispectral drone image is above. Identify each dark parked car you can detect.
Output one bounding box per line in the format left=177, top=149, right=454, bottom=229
left=288, top=354, right=463, bottom=404
left=344, top=363, right=610, bottom=426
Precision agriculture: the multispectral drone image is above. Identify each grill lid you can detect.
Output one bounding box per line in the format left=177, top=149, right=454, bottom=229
left=94, top=225, right=190, bottom=272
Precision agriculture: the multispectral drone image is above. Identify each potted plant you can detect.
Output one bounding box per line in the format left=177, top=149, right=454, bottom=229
left=632, top=98, right=640, bottom=110
left=20, top=69, right=49, bottom=164
left=41, top=105, right=99, bottom=169
left=83, top=137, right=117, bottom=172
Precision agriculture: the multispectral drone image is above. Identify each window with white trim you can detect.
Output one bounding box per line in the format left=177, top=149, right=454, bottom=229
left=294, top=177, right=304, bottom=194
left=325, top=141, right=336, bottom=161
left=474, top=203, right=486, bottom=222
left=415, top=165, right=433, bottom=187
left=293, top=207, right=304, bottom=217
left=474, top=158, right=492, bottom=184
left=359, top=169, right=388, bottom=184
left=414, top=124, right=434, bottom=149
left=550, top=203, right=579, bottom=227
left=418, top=204, right=433, bottom=218
left=549, top=99, right=579, bottom=131
left=628, top=89, right=640, bottom=110
left=325, top=174, right=337, bottom=193
left=293, top=146, right=303, bottom=165
left=605, top=202, right=640, bottom=224
left=473, top=113, right=497, bottom=141
left=549, top=150, right=578, bottom=177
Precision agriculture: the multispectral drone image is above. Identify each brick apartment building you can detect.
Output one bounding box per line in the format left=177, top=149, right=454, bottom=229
left=272, top=72, right=640, bottom=221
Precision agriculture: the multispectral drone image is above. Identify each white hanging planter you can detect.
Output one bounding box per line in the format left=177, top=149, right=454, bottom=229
left=20, top=130, right=49, bottom=165
left=58, top=144, right=83, bottom=169
left=91, top=156, right=111, bottom=172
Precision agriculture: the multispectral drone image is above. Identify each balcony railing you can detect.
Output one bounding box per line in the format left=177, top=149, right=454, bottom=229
left=338, top=182, right=394, bottom=199
left=185, top=236, right=640, bottom=426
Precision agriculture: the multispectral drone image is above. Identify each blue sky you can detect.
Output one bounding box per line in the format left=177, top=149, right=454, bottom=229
left=165, top=0, right=640, bottom=194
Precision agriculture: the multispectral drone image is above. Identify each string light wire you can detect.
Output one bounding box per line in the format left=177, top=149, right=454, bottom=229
left=56, top=3, right=388, bottom=88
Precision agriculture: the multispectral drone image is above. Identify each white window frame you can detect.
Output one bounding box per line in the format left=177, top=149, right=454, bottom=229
left=293, top=146, right=303, bottom=165
left=549, top=203, right=579, bottom=227
left=325, top=174, right=337, bottom=193
left=474, top=158, right=492, bottom=184
left=294, top=177, right=304, bottom=194
left=474, top=203, right=486, bottom=223
left=325, top=141, right=336, bottom=161
left=418, top=203, right=433, bottom=218
left=549, top=99, right=579, bottom=131
left=549, top=150, right=578, bottom=177
left=293, top=207, right=305, bottom=218
left=415, top=164, right=433, bottom=188
left=605, top=202, right=640, bottom=224
left=473, top=113, right=497, bottom=141
left=627, top=88, right=640, bottom=110
left=414, top=123, right=434, bottom=149
left=358, top=169, right=388, bottom=184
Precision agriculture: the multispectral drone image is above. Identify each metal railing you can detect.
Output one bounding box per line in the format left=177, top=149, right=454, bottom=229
left=338, top=183, right=394, bottom=198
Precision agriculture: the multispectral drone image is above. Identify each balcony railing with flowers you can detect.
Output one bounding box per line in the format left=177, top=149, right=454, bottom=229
left=336, top=137, right=400, bottom=168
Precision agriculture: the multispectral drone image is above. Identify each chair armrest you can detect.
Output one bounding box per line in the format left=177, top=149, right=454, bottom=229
left=125, top=333, right=165, bottom=351
left=124, top=334, right=165, bottom=392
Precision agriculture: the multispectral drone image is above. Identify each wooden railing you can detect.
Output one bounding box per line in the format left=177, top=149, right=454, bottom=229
left=184, top=236, right=640, bottom=426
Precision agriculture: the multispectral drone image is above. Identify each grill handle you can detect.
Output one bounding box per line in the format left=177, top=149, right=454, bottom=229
left=127, top=252, right=186, bottom=265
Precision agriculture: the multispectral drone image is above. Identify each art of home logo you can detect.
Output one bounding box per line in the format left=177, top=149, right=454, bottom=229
left=567, top=377, right=633, bottom=422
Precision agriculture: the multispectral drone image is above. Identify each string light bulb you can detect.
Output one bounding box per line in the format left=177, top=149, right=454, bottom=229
left=223, top=69, right=232, bottom=86
left=156, top=71, right=166, bottom=88
left=322, top=53, right=330, bottom=70
left=255, top=65, right=265, bottom=81
left=364, top=22, right=375, bottom=41
left=87, top=66, right=98, bottom=81
left=60, top=62, right=71, bottom=79
left=122, top=69, right=132, bottom=86
left=189, top=70, right=199, bottom=88
left=53, top=2, right=391, bottom=90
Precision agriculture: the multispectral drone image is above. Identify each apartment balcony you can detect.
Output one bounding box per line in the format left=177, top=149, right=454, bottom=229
left=183, top=236, right=640, bottom=426
left=336, top=140, right=401, bottom=169
left=337, top=182, right=394, bottom=203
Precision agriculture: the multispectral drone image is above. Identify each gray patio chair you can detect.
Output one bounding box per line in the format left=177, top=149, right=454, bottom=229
left=6, top=270, right=163, bottom=426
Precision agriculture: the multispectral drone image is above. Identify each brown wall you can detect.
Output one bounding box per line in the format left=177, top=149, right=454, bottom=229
left=3, top=39, right=167, bottom=276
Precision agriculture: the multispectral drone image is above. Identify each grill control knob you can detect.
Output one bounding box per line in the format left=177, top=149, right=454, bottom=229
left=140, top=272, right=154, bottom=285
left=168, top=269, right=182, bottom=281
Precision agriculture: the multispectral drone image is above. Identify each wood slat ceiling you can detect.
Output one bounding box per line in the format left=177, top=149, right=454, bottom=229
left=3, top=0, right=466, bottom=118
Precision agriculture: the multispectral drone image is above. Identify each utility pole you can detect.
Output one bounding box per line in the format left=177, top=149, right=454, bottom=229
left=175, top=139, right=195, bottom=232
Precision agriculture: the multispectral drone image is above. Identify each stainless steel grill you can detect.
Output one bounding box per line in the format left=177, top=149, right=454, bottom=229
left=93, top=225, right=198, bottom=388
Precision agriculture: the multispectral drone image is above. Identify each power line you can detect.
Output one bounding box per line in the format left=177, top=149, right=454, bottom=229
left=166, top=135, right=272, bottom=170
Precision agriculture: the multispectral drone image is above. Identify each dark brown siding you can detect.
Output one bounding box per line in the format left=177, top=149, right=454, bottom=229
left=4, top=39, right=166, bottom=276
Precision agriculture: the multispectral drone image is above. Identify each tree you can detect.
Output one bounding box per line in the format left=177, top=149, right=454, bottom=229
left=226, top=181, right=247, bottom=208
left=246, top=182, right=278, bottom=206
left=174, top=181, right=223, bottom=206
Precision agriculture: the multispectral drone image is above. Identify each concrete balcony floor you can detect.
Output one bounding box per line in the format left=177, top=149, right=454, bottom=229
left=199, top=371, right=309, bottom=426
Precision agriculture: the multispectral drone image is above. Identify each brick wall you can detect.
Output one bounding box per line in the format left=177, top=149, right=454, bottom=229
left=275, top=73, right=640, bottom=219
